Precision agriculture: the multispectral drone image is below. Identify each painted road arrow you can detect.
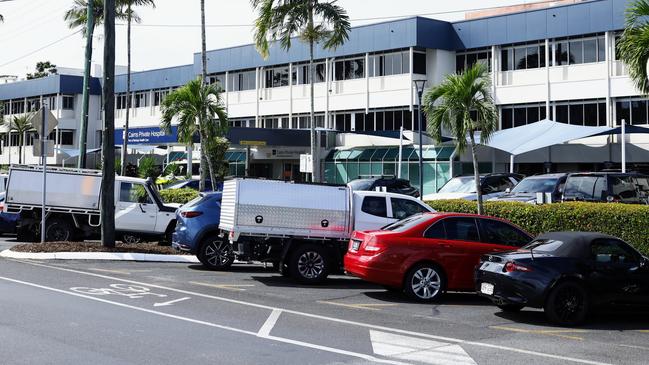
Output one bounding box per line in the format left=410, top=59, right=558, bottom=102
left=153, top=297, right=191, bottom=307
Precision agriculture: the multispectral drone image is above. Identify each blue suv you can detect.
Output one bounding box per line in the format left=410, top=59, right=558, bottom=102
left=172, top=192, right=232, bottom=269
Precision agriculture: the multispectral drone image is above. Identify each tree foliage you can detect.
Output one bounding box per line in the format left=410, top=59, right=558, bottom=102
left=26, top=61, right=58, bottom=80
left=10, top=114, right=34, bottom=165
left=64, top=0, right=130, bottom=36
left=423, top=62, right=497, bottom=215
left=618, top=0, right=649, bottom=94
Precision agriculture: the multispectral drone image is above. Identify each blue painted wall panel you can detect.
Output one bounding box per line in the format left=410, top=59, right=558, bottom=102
left=506, top=13, right=527, bottom=44
left=547, top=6, right=568, bottom=38
left=567, top=4, right=591, bottom=35
left=115, top=64, right=195, bottom=93
left=487, top=17, right=507, bottom=47
left=470, top=20, right=489, bottom=46
left=526, top=11, right=547, bottom=41
left=590, top=0, right=614, bottom=33
left=0, top=75, right=100, bottom=101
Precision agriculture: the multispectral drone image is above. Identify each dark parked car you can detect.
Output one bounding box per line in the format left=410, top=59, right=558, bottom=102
left=490, top=173, right=567, bottom=203
left=165, top=179, right=223, bottom=192
left=562, top=172, right=649, bottom=204
left=348, top=177, right=420, bottom=197
left=172, top=192, right=229, bottom=268
left=476, top=231, right=649, bottom=325
left=0, top=192, right=17, bottom=234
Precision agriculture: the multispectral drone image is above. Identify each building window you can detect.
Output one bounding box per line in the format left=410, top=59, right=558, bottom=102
left=501, top=42, right=544, bottom=71
left=59, top=130, right=74, bottom=145
left=209, top=73, right=226, bottom=89
left=457, top=48, right=491, bottom=73
left=334, top=57, right=365, bottom=81
left=293, top=62, right=326, bottom=85
left=369, top=50, right=415, bottom=77
left=554, top=99, right=607, bottom=126
left=229, top=117, right=253, bottom=128
left=413, top=52, right=426, bottom=75
left=264, top=65, right=290, bottom=88
left=153, top=89, right=169, bottom=106
left=26, top=98, right=41, bottom=112
left=615, top=97, right=649, bottom=125
left=10, top=100, right=25, bottom=114
left=44, top=95, right=56, bottom=110
left=134, top=92, right=149, bottom=108
left=553, top=34, right=605, bottom=66
left=62, top=95, right=74, bottom=110
left=228, top=70, right=256, bottom=91
left=499, top=103, right=548, bottom=129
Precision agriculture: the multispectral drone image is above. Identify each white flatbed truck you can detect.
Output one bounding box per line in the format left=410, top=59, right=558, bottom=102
left=214, top=178, right=435, bottom=283
left=5, top=165, right=179, bottom=243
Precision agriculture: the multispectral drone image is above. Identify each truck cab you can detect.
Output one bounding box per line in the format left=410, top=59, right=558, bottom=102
left=353, top=191, right=433, bottom=231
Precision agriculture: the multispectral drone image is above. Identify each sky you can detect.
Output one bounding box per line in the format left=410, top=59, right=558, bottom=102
left=0, top=0, right=536, bottom=78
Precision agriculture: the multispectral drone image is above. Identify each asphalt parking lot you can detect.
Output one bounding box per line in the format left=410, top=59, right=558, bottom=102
left=1, top=236, right=648, bottom=365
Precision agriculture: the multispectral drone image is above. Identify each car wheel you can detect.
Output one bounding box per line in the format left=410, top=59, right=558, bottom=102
left=197, top=235, right=234, bottom=270
left=497, top=304, right=525, bottom=313
left=121, top=234, right=142, bottom=244
left=544, top=281, right=589, bottom=326
left=289, top=244, right=330, bottom=284
left=45, top=218, right=72, bottom=242
left=404, top=263, right=445, bottom=302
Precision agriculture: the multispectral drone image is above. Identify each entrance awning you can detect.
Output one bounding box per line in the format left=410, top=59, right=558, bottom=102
left=55, top=148, right=102, bottom=158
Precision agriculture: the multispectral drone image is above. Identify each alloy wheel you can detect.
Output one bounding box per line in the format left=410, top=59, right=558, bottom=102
left=297, top=251, right=325, bottom=279
left=410, top=267, right=441, bottom=300
left=554, top=286, right=585, bottom=322
left=204, top=239, right=232, bottom=267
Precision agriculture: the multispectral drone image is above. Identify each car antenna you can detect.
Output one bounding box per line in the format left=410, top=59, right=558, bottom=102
left=529, top=244, right=535, bottom=261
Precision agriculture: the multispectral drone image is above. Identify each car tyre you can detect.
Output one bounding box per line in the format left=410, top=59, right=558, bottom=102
left=544, top=281, right=589, bottom=326
left=45, top=218, right=73, bottom=242
left=403, top=263, right=445, bottom=302
left=197, top=235, right=234, bottom=270
left=289, top=244, right=330, bottom=284
left=497, top=304, right=525, bottom=313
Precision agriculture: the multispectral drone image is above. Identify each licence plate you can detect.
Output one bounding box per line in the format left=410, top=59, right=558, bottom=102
left=480, top=261, right=504, bottom=272
left=480, top=282, right=494, bottom=296
left=351, top=240, right=361, bottom=251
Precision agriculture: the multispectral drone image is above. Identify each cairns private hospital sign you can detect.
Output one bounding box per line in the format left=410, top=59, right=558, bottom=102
left=115, top=126, right=180, bottom=145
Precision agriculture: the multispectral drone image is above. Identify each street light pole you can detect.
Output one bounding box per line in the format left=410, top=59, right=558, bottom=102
left=413, top=80, right=426, bottom=200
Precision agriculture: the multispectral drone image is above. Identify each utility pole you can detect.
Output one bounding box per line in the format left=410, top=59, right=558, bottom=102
left=101, top=0, right=116, bottom=247
left=78, top=0, right=94, bottom=168
left=120, top=2, right=132, bottom=176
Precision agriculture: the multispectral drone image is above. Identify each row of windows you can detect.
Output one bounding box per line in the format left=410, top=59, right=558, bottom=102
left=501, top=42, right=546, bottom=71
left=0, top=129, right=74, bottom=146
left=116, top=91, right=152, bottom=109
left=501, top=103, right=548, bottom=129
left=616, top=98, right=649, bottom=125
left=335, top=108, right=419, bottom=132
left=260, top=115, right=327, bottom=129
left=4, top=95, right=72, bottom=114
left=501, top=100, right=607, bottom=129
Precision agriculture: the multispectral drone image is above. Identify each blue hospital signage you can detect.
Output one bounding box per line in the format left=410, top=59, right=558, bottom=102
left=115, top=126, right=179, bottom=145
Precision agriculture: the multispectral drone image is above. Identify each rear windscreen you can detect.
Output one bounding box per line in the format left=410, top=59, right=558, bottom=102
left=563, top=176, right=606, bottom=200
left=522, top=239, right=566, bottom=253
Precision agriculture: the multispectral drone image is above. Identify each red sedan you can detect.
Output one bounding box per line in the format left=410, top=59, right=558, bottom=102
left=344, top=213, right=532, bottom=301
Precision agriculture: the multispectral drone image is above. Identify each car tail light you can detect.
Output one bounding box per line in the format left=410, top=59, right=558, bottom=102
left=504, top=261, right=533, bottom=273
left=363, top=236, right=384, bottom=253
left=180, top=211, right=203, bottom=218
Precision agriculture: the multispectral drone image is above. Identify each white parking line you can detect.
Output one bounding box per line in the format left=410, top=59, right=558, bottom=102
left=257, top=309, right=283, bottom=337
left=9, top=259, right=612, bottom=365
left=0, top=275, right=406, bottom=365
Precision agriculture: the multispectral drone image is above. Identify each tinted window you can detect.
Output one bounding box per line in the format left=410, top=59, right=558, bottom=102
left=361, top=196, right=387, bottom=217
left=591, top=239, right=639, bottom=264
left=563, top=176, right=607, bottom=201
left=511, top=178, right=559, bottom=194
left=391, top=198, right=428, bottom=220
left=383, top=213, right=428, bottom=232
left=424, top=221, right=446, bottom=239
left=479, top=219, right=530, bottom=247
left=120, top=183, right=152, bottom=204
left=443, top=218, right=480, bottom=242
left=609, top=176, right=638, bottom=202
left=483, top=176, right=513, bottom=194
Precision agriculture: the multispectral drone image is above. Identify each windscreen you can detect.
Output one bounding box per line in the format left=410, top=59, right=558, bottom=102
left=522, top=239, right=566, bottom=253
left=438, top=177, right=476, bottom=193
left=511, top=178, right=558, bottom=194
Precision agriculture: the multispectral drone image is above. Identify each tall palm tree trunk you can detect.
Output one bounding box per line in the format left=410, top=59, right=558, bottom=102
left=78, top=3, right=94, bottom=169
left=308, top=4, right=318, bottom=183
left=469, top=132, right=484, bottom=215
left=198, top=0, right=208, bottom=191
left=18, top=135, right=23, bottom=165
left=120, top=3, right=132, bottom=176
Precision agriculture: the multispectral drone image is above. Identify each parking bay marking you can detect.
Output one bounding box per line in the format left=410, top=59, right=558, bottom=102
left=491, top=325, right=588, bottom=341
left=11, top=259, right=613, bottom=365
left=318, top=300, right=398, bottom=311
left=154, top=297, right=191, bottom=307
left=0, top=276, right=407, bottom=365
left=189, top=281, right=255, bottom=291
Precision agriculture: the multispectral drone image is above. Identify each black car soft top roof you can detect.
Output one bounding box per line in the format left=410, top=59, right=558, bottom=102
left=534, top=231, right=619, bottom=258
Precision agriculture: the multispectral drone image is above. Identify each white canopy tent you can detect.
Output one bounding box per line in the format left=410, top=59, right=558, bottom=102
left=483, top=119, right=614, bottom=173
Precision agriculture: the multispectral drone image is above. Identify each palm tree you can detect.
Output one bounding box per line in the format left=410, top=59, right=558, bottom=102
left=423, top=63, right=497, bottom=215
left=160, top=78, right=228, bottom=190
left=119, top=0, right=155, bottom=176
left=10, top=115, right=33, bottom=165
left=251, top=0, right=350, bottom=183
left=64, top=0, right=128, bottom=168
left=618, top=0, right=649, bottom=94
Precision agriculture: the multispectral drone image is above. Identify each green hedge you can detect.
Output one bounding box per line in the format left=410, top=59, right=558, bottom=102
left=426, top=200, right=649, bottom=255
left=159, top=188, right=199, bottom=204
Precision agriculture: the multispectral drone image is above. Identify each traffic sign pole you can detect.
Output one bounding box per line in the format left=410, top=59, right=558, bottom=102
left=41, top=105, right=47, bottom=244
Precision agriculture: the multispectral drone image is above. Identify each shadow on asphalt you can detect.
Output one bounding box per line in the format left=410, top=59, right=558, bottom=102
left=362, top=290, right=493, bottom=305
left=250, top=275, right=382, bottom=290
left=495, top=307, right=649, bottom=330
left=187, top=264, right=277, bottom=273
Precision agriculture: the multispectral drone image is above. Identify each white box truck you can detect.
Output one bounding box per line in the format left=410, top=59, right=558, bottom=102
left=214, top=178, right=435, bottom=283
left=5, top=165, right=179, bottom=243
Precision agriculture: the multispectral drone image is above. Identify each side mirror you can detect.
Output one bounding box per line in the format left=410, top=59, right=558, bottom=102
left=505, top=188, right=511, bottom=194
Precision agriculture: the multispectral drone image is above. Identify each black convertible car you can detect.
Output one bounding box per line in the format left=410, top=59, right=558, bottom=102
left=476, top=232, right=649, bottom=325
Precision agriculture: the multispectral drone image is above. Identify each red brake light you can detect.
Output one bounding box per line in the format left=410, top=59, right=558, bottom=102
left=363, top=236, right=384, bottom=253
left=504, top=261, right=533, bottom=273
left=180, top=211, right=203, bottom=218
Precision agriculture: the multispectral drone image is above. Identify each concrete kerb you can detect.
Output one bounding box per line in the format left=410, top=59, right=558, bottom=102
left=0, top=249, right=200, bottom=263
